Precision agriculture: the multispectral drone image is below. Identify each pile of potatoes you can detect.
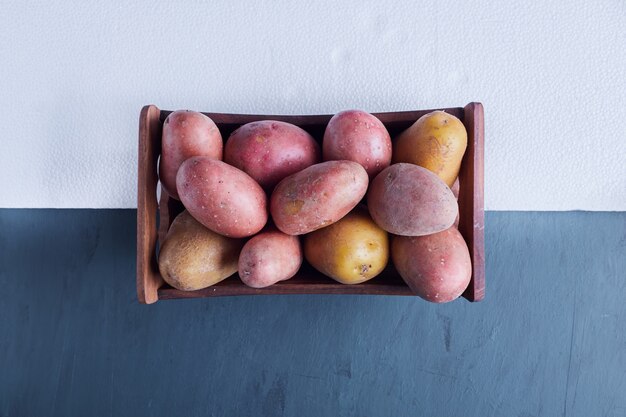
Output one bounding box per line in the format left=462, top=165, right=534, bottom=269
left=157, top=109, right=472, bottom=303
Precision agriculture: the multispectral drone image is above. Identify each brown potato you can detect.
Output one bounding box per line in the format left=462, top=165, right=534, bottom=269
left=392, top=227, right=471, bottom=303
left=393, top=111, right=467, bottom=187
left=367, top=163, right=457, bottom=236
left=323, top=110, right=392, bottom=179
left=238, top=228, right=302, bottom=288
left=160, top=110, right=223, bottom=200
left=176, top=157, right=267, bottom=238
left=158, top=210, right=243, bottom=291
left=224, top=120, right=321, bottom=191
left=304, top=207, right=388, bottom=284
left=270, top=160, right=368, bottom=235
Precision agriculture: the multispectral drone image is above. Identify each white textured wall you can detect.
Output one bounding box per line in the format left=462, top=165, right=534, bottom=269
left=1, top=1, right=624, bottom=210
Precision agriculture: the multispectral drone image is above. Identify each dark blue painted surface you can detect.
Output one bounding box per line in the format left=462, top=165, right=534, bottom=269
left=0, top=210, right=625, bottom=416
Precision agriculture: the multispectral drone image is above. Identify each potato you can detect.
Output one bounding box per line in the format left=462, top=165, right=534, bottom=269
left=367, top=163, right=457, bottom=236
left=304, top=207, right=388, bottom=284
left=238, top=228, right=302, bottom=288
left=158, top=210, right=243, bottom=291
left=451, top=177, right=460, bottom=200
left=224, top=120, right=321, bottom=191
left=160, top=110, right=223, bottom=200
left=392, top=227, right=471, bottom=303
left=393, top=110, right=467, bottom=187
left=270, top=160, right=368, bottom=235
left=323, top=110, right=392, bottom=179
left=450, top=178, right=460, bottom=227
left=176, top=157, right=267, bottom=237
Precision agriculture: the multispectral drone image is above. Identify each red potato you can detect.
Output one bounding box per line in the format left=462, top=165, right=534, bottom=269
left=238, top=228, right=302, bottom=288
left=451, top=178, right=460, bottom=200
left=176, top=157, right=267, bottom=238
left=270, top=160, right=368, bottom=235
left=160, top=110, right=223, bottom=200
left=367, top=163, right=458, bottom=236
left=323, top=110, right=392, bottom=179
left=451, top=178, right=460, bottom=227
left=224, top=120, right=321, bottom=191
left=392, top=227, right=472, bottom=303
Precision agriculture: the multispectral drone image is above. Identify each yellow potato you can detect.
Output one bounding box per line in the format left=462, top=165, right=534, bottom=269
left=393, top=111, right=467, bottom=187
left=158, top=211, right=243, bottom=291
left=303, top=207, right=389, bottom=284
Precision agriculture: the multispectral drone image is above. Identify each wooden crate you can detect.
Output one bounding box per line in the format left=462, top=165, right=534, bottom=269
left=137, top=103, right=485, bottom=304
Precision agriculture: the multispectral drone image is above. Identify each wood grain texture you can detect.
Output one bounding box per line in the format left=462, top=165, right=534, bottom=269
left=136, top=105, right=163, bottom=304
left=460, top=103, right=485, bottom=301
left=157, top=263, right=411, bottom=299
left=139, top=104, right=484, bottom=303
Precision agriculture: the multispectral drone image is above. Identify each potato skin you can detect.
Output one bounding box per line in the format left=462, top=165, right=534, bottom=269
left=160, top=110, right=223, bottom=200
left=393, top=110, right=467, bottom=187
left=224, top=120, right=321, bottom=191
left=158, top=211, right=243, bottom=291
left=392, top=227, right=471, bottom=303
left=367, top=163, right=457, bottom=236
left=451, top=178, right=460, bottom=227
left=176, top=157, right=267, bottom=238
left=323, top=110, right=392, bottom=179
left=270, top=160, right=369, bottom=235
left=238, top=228, right=302, bottom=288
left=304, top=207, right=388, bottom=284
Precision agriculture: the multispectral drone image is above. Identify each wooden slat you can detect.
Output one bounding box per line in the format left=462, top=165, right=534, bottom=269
left=459, top=103, right=485, bottom=301
left=137, top=105, right=163, bottom=304
left=158, top=281, right=414, bottom=299
left=157, top=263, right=412, bottom=299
